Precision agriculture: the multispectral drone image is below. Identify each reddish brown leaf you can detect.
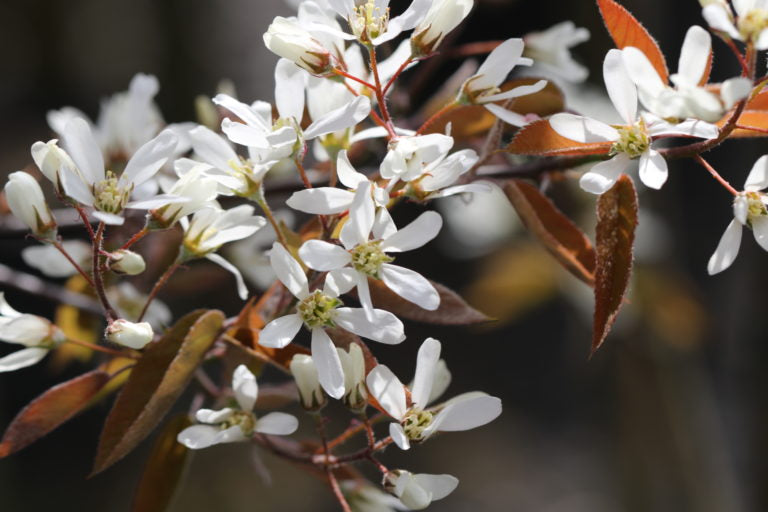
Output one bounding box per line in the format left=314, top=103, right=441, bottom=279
left=726, top=111, right=768, bottom=137
left=506, top=119, right=612, bottom=156
left=0, top=370, right=110, bottom=458
left=92, top=309, right=224, bottom=474
left=597, top=0, right=669, bottom=82
left=593, top=174, right=638, bottom=353
left=504, top=180, right=596, bottom=285
left=132, top=414, right=192, bottom=512
left=365, top=278, right=490, bottom=325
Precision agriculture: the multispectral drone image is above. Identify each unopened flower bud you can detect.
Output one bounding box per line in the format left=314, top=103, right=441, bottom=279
left=110, top=250, right=146, bottom=275
left=411, top=0, right=473, bottom=57
left=263, top=17, right=333, bottom=75
left=4, top=171, right=56, bottom=239
left=337, top=344, right=367, bottom=411
left=30, top=139, right=75, bottom=193
left=106, top=319, right=154, bottom=349
left=290, top=354, right=326, bottom=411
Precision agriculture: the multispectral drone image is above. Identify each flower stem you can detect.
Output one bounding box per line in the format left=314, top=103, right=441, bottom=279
left=416, top=101, right=459, bottom=135
left=332, top=68, right=376, bottom=91
left=138, top=259, right=181, bottom=322
left=382, top=56, right=414, bottom=96
left=66, top=337, right=139, bottom=358
left=50, top=239, right=94, bottom=287
left=367, top=46, right=397, bottom=139
left=92, top=222, right=118, bottom=322
left=695, top=155, right=739, bottom=196
left=120, top=226, right=149, bottom=250
left=253, top=186, right=290, bottom=248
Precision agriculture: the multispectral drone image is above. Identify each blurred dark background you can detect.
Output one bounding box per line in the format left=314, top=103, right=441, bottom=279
left=1, top=0, right=767, bottom=511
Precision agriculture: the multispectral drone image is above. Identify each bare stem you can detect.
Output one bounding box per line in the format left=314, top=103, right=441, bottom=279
left=65, top=337, right=139, bottom=359
left=367, top=46, right=397, bottom=139
left=382, top=57, right=414, bottom=96
left=92, top=222, right=118, bottom=322
left=50, top=239, right=94, bottom=287
left=253, top=188, right=290, bottom=248
left=694, top=155, right=739, bottom=196
left=138, top=259, right=181, bottom=322
left=416, top=101, right=459, bottom=135
left=120, top=226, right=149, bottom=250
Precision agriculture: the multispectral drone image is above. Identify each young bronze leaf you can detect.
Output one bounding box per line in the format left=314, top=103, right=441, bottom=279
left=593, top=174, right=638, bottom=353
left=596, top=0, right=669, bottom=82
left=504, top=180, right=596, bottom=286
left=92, top=309, right=224, bottom=475
left=506, top=119, right=612, bottom=156
left=131, top=414, right=192, bottom=512
left=365, top=278, right=490, bottom=325
left=0, top=370, right=110, bottom=458
left=725, top=111, right=768, bottom=137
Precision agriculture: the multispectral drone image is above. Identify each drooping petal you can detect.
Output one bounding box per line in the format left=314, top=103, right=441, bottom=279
left=483, top=104, right=528, bottom=127
left=702, top=5, right=740, bottom=40
left=473, top=38, right=525, bottom=91
left=380, top=211, right=442, bottom=252
left=744, top=155, right=768, bottom=191
left=335, top=307, right=405, bottom=344
left=59, top=165, right=94, bottom=206
left=258, top=314, right=304, bottom=348
left=311, top=327, right=345, bottom=399
left=255, top=412, right=299, bottom=435
left=213, top=94, right=270, bottom=130
left=177, top=425, right=222, bottom=450
left=299, top=240, right=351, bottom=271
left=204, top=253, right=250, bottom=300
left=707, top=219, right=742, bottom=275
left=411, top=337, right=441, bottom=409
left=480, top=79, right=548, bottom=104
left=411, top=474, right=459, bottom=502
left=195, top=408, right=234, bottom=424
left=365, top=364, right=407, bottom=419
left=721, top=77, right=752, bottom=109
left=579, top=153, right=630, bottom=195
left=270, top=242, right=309, bottom=299
left=336, top=150, right=369, bottom=189
left=339, top=183, right=375, bottom=249
left=549, top=113, right=619, bottom=143
left=603, top=48, right=637, bottom=124
left=232, top=364, right=259, bottom=411
left=752, top=215, right=768, bottom=251
left=638, top=149, right=668, bottom=190
left=380, top=264, right=440, bottom=311
left=303, top=96, right=371, bottom=140
left=734, top=196, right=749, bottom=225
left=0, top=347, right=48, bottom=372
left=275, top=58, right=307, bottom=121
left=390, top=422, right=411, bottom=450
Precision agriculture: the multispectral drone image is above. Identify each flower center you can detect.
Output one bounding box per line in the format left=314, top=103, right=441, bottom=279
left=223, top=410, right=256, bottom=436
left=402, top=409, right=434, bottom=441
left=93, top=171, right=132, bottom=214
left=739, top=9, right=768, bottom=42
left=350, top=241, right=393, bottom=278
left=744, top=191, right=767, bottom=220
left=611, top=121, right=650, bottom=159
left=351, top=0, right=389, bottom=42
left=298, top=290, right=341, bottom=328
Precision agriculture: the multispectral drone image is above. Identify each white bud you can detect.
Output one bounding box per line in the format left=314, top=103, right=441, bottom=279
left=290, top=354, right=326, bottom=410
left=110, top=250, right=146, bottom=275
left=411, top=0, right=473, bottom=57
left=106, top=319, right=154, bottom=349
left=30, top=139, right=75, bottom=192
left=4, top=171, right=56, bottom=239
left=337, top=344, right=367, bottom=411
left=263, top=17, right=333, bottom=75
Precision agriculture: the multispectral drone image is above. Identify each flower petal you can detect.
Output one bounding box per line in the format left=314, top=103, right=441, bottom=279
left=621, top=47, right=667, bottom=98
left=0, top=347, right=48, bottom=372
left=259, top=314, right=303, bottom=348
left=177, top=425, right=221, bottom=450
left=275, top=58, right=307, bottom=121
left=380, top=264, right=440, bottom=311
left=340, top=183, right=375, bottom=249
left=256, top=412, right=299, bottom=435
left=195, top=408, right=234, bottom=424
left=411, top=474, right=459, bottom=502
left=380, top=211, right=442, bottom=252
left=702, top=5, right=740, bottom=40
left=752, top=215, right=768, bottom=251
left=270, top=242, right=309, bottom=299
left=336, top=150, right=369, bottom=189
left=189, top=126, right=239, bottom=171
left=390, top=422, right=411, bottom=450
left=604, top=48, right=637, bottom=124
left=411, top=337, right=441, bottom=409
left=579, top=153, right=629, bottom=195
left=638, top=149, right=668, bottom=190
left=299, top=240, right=351, bottom=271
left=335, top=307, right=405, bottom=345
left=120, top=130, right=178, bottom=187
left=483, top=104, right=528, bottom=127
left=303, top=96, right=371, bottom=140
left=286, top=188, right=355, bottom=214
left=365, top=364, right=407, bottom=419
left=61, top=117, right=104, bottom=183
left=232, top=364, right=259, bottom=411
left=744, top=155, right=768, bottom=191
left=677, top=25, right=711, bottom=87
left=707, top=218, right=742, bottom=275
left=205, top=253, right=250, bottom=300
left=549, top=113, right=619, bottom=143
left=311, top=327, right=345, bottom=399
left=430, top=393, right=502, bottom=432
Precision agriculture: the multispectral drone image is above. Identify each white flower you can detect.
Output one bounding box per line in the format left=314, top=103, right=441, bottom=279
left=149, top=161, right=220, bottom=228
left=523, top=21, right=590, bottom=83
left=622, top=26, right=751, bottom=122
left=708, top=155, right=768, bottom=274
left=343, top=482, right=408, bottom=512
left=702, top=0, right=768, bottom=49
left=264, top=17, right=334, bottom=75
left=299, top=183, right=443, bottom=314
left=0, top=293, right=64, bottom=372
left=366, top=337, right=502, bottom=450
left=337, top=343, right=367, bottom=410
left=106, top=319, right=154, bottom=349
left=381, top=134, right=454, bottom=183
left=178, top=365, right=299, bottom=449
left=58, top=117, right=183, bottom=225
left=459, top=38, right=547, bottom=127
left=4, top=171, right=56, bottom=238
left=410, top=0, right=473, bottom=56
left=550, top=49, right=719, bottom=194
left=290, top=354, right=327, bottom=410
left=259, top=242, right=405, bottom=399
left=383, top=469, right=459, bottom=510
left=181, top=205, right=267, bottom=300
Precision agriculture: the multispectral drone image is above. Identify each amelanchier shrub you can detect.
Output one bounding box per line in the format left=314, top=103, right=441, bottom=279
left=1, top=0, right=765, bottom=509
